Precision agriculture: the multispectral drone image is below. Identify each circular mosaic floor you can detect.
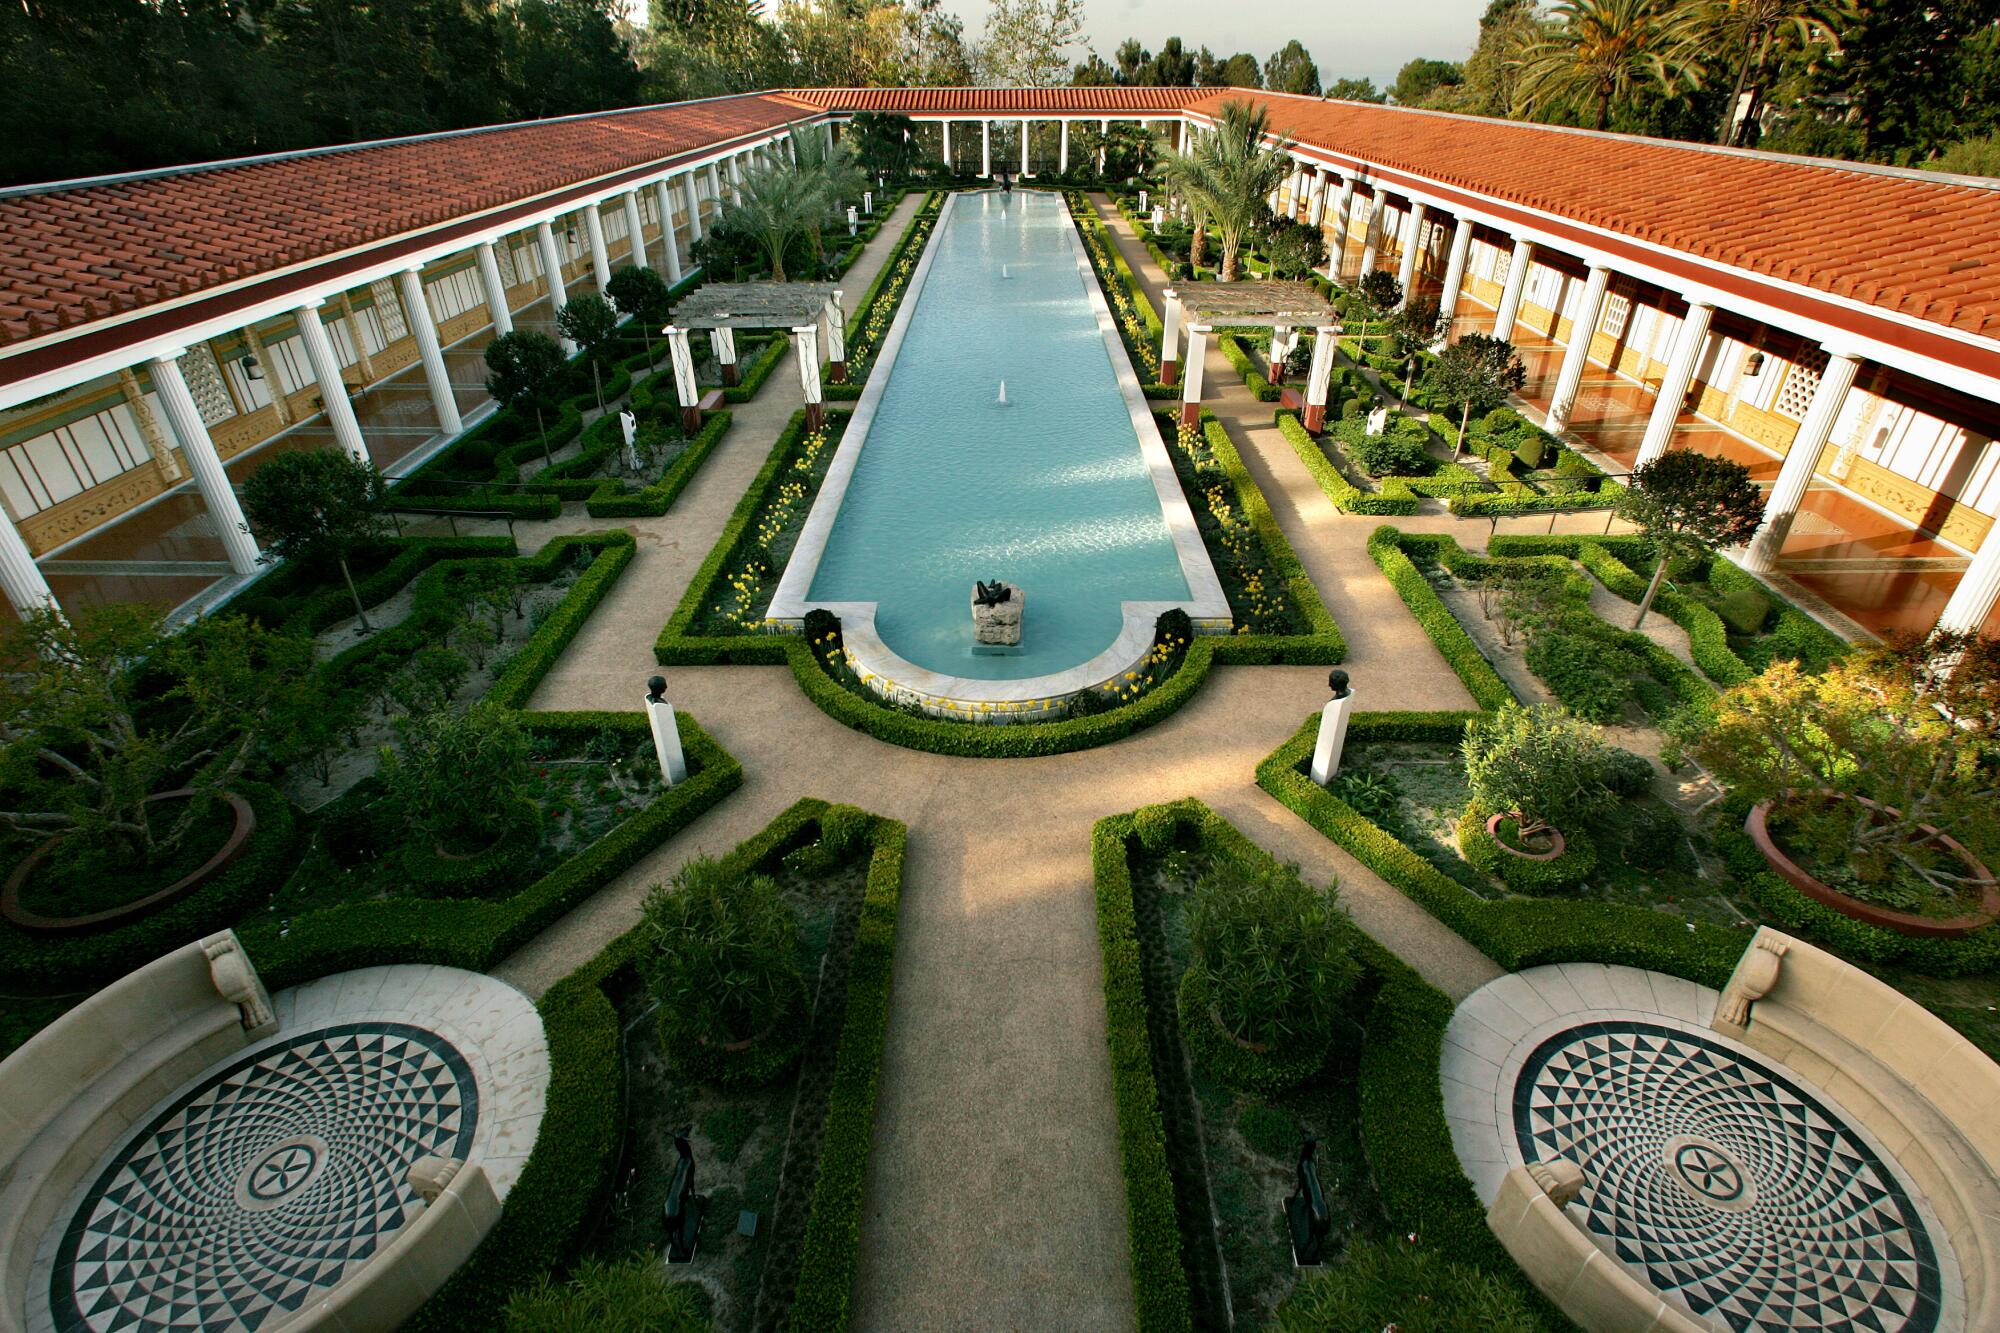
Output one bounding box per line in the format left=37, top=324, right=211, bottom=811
left=1443, top=964, right=1962, bottom=1333
left=33, top=965, right=547, bottom=1333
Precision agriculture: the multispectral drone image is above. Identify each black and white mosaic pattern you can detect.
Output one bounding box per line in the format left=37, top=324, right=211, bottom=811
left=49, top=1022, right=477, bottom=1333
left=1515, top=1020, right=1945, bottom=1333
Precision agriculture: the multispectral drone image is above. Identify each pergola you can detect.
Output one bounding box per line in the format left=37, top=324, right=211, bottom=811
left=665, top=281, right=844, bottom=430
left=1161, top=283, right=1343, bottom=430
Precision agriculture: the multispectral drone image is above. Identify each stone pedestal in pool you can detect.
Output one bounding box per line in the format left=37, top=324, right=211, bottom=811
left=971, top=582, right=1023, bottom=646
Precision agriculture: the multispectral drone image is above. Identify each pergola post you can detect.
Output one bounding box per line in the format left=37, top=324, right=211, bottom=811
left=1303, top=325, right=1338, bottom=432
left=1159, top=288, right=1183, bottom=386
left=1059, top=120, right=1070, bottom=174
left=294, top=299, right=369, bottom=464
left=666, top=325, right=700, bottom=431
left=1635, top=299, right=1716, bottom=466
left=475, top=241, right=514, bottom=337
left=149, top=352, right=263, bottom=575
left=826, top=291, right=847, bottom=383
left=793, top=324, right=824, bottom=431
left=714, top=327, right=738, bottom=387
left=1546, top=262, right=1612, bottom=433
left=1492, top=238, right=1536, bottom=341
left=1179, top=324, right=1210, bottom=429
left=1270, top=324, right=1295, bottom=386
left=1746, top=350, right=1861, bottom=572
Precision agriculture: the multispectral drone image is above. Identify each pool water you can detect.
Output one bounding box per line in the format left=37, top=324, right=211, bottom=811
left=803, top=190, right=1196, bottom=681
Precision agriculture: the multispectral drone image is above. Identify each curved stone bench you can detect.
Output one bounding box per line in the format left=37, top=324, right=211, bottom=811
left=1713, top=927, right=2000, bottom=1327
left=1, top=931, right=273, bottom=1333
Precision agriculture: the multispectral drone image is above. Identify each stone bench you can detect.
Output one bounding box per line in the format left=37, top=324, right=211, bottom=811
left=1714, top=927, right=2000, bottom=1325
left=1, top=931, right=273, bottom=1333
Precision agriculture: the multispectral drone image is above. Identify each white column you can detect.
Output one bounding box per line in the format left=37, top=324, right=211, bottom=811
left=942, top=120, right=953, bottom=172
left=1937, top=533, right=2000, bottom=636
left=1308, top=170, right=1330, bottom=228
left=1179, top=324, right=1210, bottom=428
left=1545, top=262, right=1612, bottom=433
left=1745, top=350, right=1862, bottom=572
left=1059, top=120, right=1070, bottom=173
left=475, top=241, right=514, bottom=337
left=0, top=513, right=54, bottom=618
left=1492, top=238, right=1536, bottom=341
left=1159, top=289, right=1183, bottom=386
left=1436, top=216, right=1475, bottom=331
left=665, top=325, right=700, bottom=430
left=1395, top=202, right=1428, bottom=305
left=535, top=221, right=572, bottom=352
left=793, top=324, right=824, bottom=430
left=582, top=205, right=612, bottom=290
left=293, top=301, right=368, bottom=464
left=621, top=191, right=646, bottom=272
left=149, top=353, right=262, bottom=575
left=1021, top=119, right=1031, bottom=175
left=981, top=119, right=991, bottom=178
left=684, top=173, right=704, bottom=245
left=654, top=179, right=683, bottom=286
left=728, top=154, right=743, bottom=196
left=1358, top=192, right=1389, bottom=273
left=1098, top=118, right=1108, bottom=174
left=708, top=162, right=723, bottom=208
left=1303, top=326, right=1338, bottom=431
left=825, top=292, right=847, bottom=382
left=1635, top=299, right=1716, bottom=466
left=1327, top=175, right=1357, bottom=276
left=397, top=267, right=464, bottom=436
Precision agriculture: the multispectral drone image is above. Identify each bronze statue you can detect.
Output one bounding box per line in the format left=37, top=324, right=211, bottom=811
left=974, top=581, right=1012, bottom=606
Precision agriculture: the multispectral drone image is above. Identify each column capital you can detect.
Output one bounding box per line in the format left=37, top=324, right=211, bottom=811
left=1820, top=341, right=1869, bottom=365
left=295, top=296, right=329, bottom=313
left=150, top=348, right=189, bottom=367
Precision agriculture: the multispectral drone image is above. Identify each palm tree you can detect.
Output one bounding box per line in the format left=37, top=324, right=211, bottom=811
left=788, top=122, right=867, bottom=274
left=1690, top=0, right=1851, bottom=145
left=1159, top=101, right=1293, bottom=281
left=1512, top=0, right=1703, bottom=133
left=719, top=159, right=817, bottom=282
left=1152, top=132, right=1218, bottom=272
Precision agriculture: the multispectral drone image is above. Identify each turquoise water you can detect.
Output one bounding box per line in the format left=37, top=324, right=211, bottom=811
left=806, top=191, right=1192, bottom=680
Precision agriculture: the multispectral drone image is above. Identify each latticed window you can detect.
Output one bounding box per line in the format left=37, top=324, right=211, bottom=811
left=1493, top=249, right=1512, bottom=287
left=1602, top=294, right=1631, bottom=340
left=178, top=345, right=234, bottom=426
left=370, top=279, right=408, bottom=342
left=495, top=239, right=520, bottom=289
left=1775, top=349, right=1828, bottom=420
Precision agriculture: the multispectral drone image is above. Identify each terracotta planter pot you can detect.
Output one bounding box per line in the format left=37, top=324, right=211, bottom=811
left=1747, top=796, right=2000, bottom=939
left=1485, top=812, right=1567, bottom=862
left=2, top=789, right=257, bottom=934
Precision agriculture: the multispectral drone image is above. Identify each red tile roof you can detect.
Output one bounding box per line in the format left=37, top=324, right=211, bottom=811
left=775, top=87, right=1197, bottom=114
left=1183, top=90, right=2000, bottom=341
left=0, top=94, right=807, bottom=348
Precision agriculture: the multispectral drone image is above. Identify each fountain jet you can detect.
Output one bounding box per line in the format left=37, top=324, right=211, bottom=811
left=997, top=380, right=1010, bottom=407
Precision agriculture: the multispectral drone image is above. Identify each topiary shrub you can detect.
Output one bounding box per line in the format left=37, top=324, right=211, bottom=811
left=1457, top=805, right=1600, bottom=894
left=641, top=855, right=809, bottom=1087
left=1276, top=1237, right=1541, bottom=1332
left=1177, top=857, right=1359, bottom=1093
left=1717, top=587, right=1773, bottom=635
left=1462, top=701, right=1611, bottom=846
left=1601, top=746, right=1656, bottom=798
left=378, top=703, right=533, bottom=854
left=1511, top=429, right=1549, bottom=471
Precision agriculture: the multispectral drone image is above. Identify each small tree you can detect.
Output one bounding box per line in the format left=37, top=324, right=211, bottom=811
left=1354, top=269, right=1403, bottom=351
left=0, top=605, right=312, bottom=865
left=1186, top=856, right=1359, bottom=1051
left=1431, top=333, right=1528, bottom=457
left=239, top=448, right=390, bottom=630
left=1462, top=701, right=1611, bottom=840
left=1696, top=633, right=1998, bottom=910
left=604, top=265, right=672, bottom=365
left=377, top=703, right=529, bottom=851
left=484, top=330, right=569, bottom=463
left=1615, top=450, right=1764, bottom=628
left=640, top=854, right=808, bottom=1083
left=1387, top=296, right=1447, bottom=401
left=556, top=293, right=622, bottom=415
left=1261, top=216, right=1326, bottom=280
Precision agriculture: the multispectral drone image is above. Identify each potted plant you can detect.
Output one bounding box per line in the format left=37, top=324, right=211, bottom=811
left=641, top=854, right=809, bottom=1086
left=0, top=606, right=307, bottom=931
left=1697, top=633, right=2000, bottom=935
left=1177, top=855, right=1359, bottom=1093
left=1458, top=702, right=1607, bottom=891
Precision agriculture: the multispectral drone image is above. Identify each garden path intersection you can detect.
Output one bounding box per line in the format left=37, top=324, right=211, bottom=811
left=492, top=194, right=1668, bottom=1330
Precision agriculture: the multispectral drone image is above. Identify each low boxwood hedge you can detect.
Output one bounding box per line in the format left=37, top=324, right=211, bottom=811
left=581, top=411, right=733, bottom=518
left=1366, top=526, right=1515, bottom=710
left=655, top=407, right=1344, bottom=757
left=1455, top=805, right=1599, bottom=894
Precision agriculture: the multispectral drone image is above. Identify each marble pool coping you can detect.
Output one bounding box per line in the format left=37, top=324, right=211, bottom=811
left=767, top=189, right=1230, bottom=713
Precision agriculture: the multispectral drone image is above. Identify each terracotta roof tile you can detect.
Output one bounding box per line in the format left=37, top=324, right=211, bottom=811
left=0, top=94, right=807, bottom=346
left=776, top=87, right=1197, bottom=114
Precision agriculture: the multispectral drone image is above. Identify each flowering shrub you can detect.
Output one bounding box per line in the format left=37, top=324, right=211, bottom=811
left=710, top=427, right=831, bottom=633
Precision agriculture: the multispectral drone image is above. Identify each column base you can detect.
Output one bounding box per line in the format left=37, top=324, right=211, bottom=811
left=1302, top=404, right=1327, bottom=433
left=1159, top=360, right=1179, bottom=387
left=1179, top=401, right=1201, bottom=429
left=721, top=364, right=740, bottom=388
left=681, top=407, right=702, bottom=432
left=806, top=402, right=826, bottom=432
left=830, top=361, right=847, bottom=384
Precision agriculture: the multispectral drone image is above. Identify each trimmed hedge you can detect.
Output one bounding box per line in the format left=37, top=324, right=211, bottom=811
left=1218, top=333, right=1279, bottom=402
left=1366, top=526, right=1515, bottom=710
left=828, top=190, right=944, bottom=392
left=1255, top=712, right=1747, bottom=986
left=0, top=781, right=297, bottom=989
left=1456, top=806, right=1599, bottom=894
left=233, top=535, right=512, bottom=634
left=655, top=407, right=1344, bottom=756
left=582, top=411, right=733, bottom=518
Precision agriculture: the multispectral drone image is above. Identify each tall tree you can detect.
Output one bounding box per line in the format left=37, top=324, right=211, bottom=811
left=1393, top=57, right=1464, bottom=105
left=1615, top=450, right=1765, bottom=627
left=1072, top=51, right=1116, bottom=84
left=1513, top=0, right=1705, bottom=131
left=1152, top=36, right=1197, bottom=86
left=1114, top=37, right=1152, bottom=84
left=1325, top=76, right=1387, bottom=103
left=1815, top=0, right=2000, bottom=162
left=1156, top=99, right=1293, bottom=280
left=1218, top=52, right=1263, bottom=87
left=1431, top=334, right=1528, bottom=455
left=1426, top=0, right=1541, bottom=116
left=1688, top=0, right=1852, bottom=144
left=980, top=0, right=1085, bottom=87
left=1264, top=39, right=1322, bottom=96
